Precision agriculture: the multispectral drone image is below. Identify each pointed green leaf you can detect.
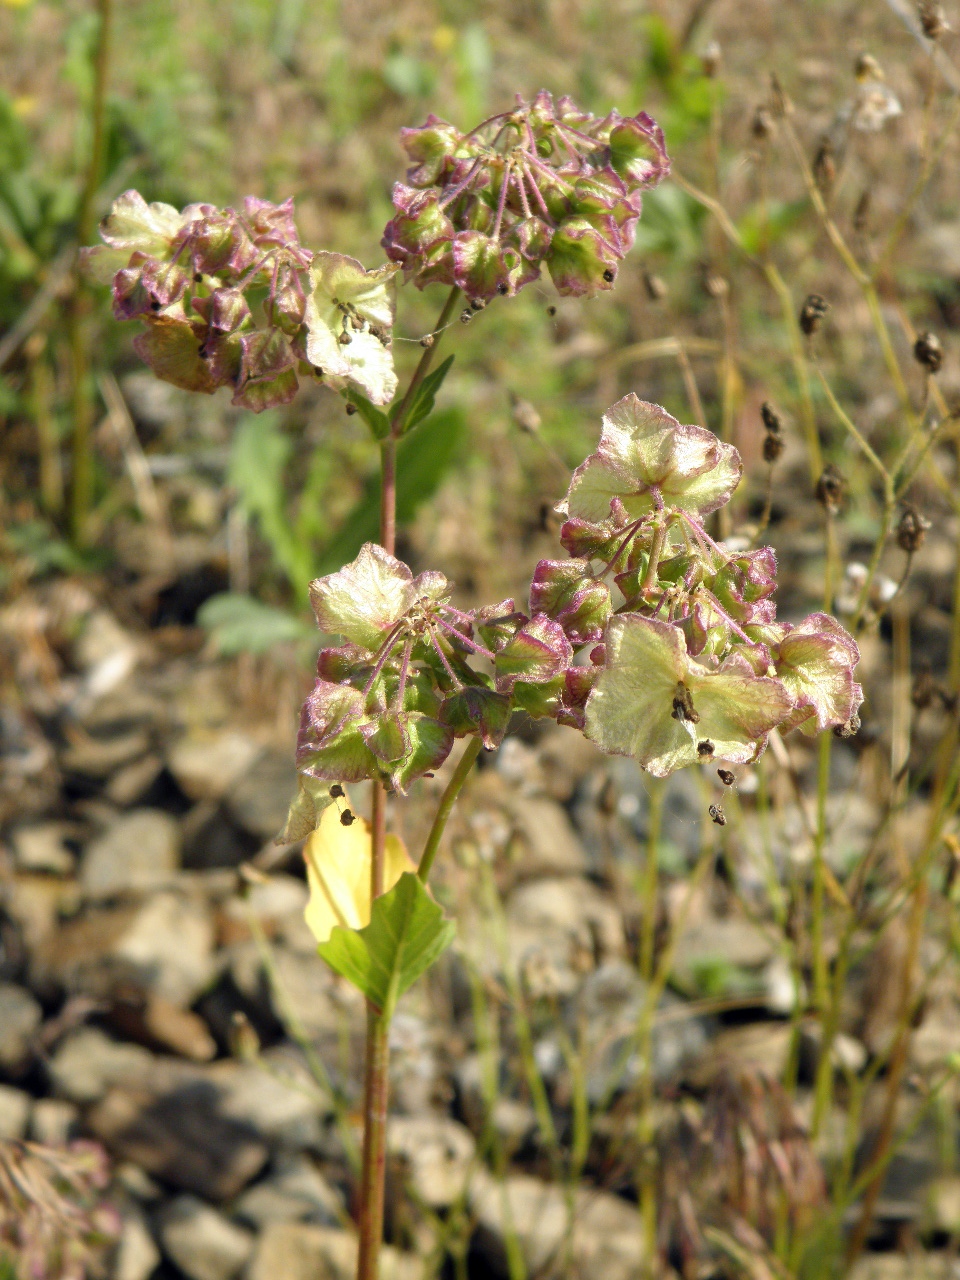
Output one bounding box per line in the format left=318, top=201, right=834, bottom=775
left=399, top=354, right=455, bottom=436
left=317, top=871, right=456, bottom=1018
left=345, top=389, right=392, bottom=440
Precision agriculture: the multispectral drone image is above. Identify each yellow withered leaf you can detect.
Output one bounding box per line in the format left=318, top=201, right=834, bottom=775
left=303, top=799, right=416, bottom=945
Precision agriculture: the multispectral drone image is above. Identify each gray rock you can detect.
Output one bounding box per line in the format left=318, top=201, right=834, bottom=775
left=80, top=809, right=181, bottom=900
left=502, top=795, right=588, bottom=878
left=29, top=1098, right=79, bottom=1145
left=232, top=1155, right=344, bottom=1229
left=86, top=1077, right=268, bottom=1201
left=207, top=1051, right=328, bottom=1148
left=34, top=891, right=216, bottom=1006
left=114, top=1207, right=161, bottom=1280
left=158, top=1196, right=253, bottom=1280
left=167, top=731, right=262, bottom=802
left=470, top=1172, right=646, bottom=1279
left=0, top=981, right=42, bottom=1071
left=388, top=1115, right=475, bottom=1210
left=60, top=728, right=151, bottom=779
left=671, top=914, right=775, bottom=994
left=569, top=962, right=709, bottom=1102
left=10, top=821, right=75, bottom=875
left=0, top=1084, right=31, bottom=1139
left=224, top=750, right=297, bottom=840
left=47, top=1028, right=157, bottom=1105
left=246, top=1223, right=419, bottom=1280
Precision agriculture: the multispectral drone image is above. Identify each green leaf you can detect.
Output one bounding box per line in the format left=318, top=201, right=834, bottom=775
left=345, top=389, right=392, bottom=440
left=197, top=592, right=313, bottom=656
left=317, top=871, right=456, bottom=1017
left=399, top=354, right=454, bottom=436
left=317, top=870, right=455, bottom=1018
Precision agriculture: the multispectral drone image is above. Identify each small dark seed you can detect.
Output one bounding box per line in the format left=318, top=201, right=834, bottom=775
left=497, top=283, right=509, bottom=296
left=546, top=305, right=557, bottom=317
left=194, top=272, right=203, bottom=283
left=340, top=809, right=356, bottom=826
left=313, top=367, right=323, bottom=377
left=718, top=768, right=735, bottom=786
left=471, top=297, right=486, bottom=311
left=800, top=293, right=829, bottom=336
left=913, top=330, right=943, bottom=374
left=602, top=269, right=615, bottom=283
left=815, top=463, right=847, bottom=513
left=329, top=784, right=345, bottom=798
left=763, top=433, right=785, bottom=463
left=697, top=740, right=715, bottom=757
left=460, top=309, right=473, bottom=324
left=709, top=803, right=727, bottom=826
left=419, top=333, right=435, bottom=349
left=345, top=402, right=357, bottom=415
left=896, top=505, right=930, bottom=554
left=150, top=300, right=162, bottom=311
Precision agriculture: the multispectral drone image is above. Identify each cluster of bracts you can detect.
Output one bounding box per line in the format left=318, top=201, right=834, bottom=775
left=292, top=394, right=862, bottom=818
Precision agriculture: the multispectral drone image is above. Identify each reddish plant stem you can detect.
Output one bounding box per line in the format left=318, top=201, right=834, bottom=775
left=356, top=287, right=463, bottom=1280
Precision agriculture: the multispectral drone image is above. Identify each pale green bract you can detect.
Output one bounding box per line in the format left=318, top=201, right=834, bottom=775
left=303, top=252, right=400, bottom=405
left=562, top=393, right=743, bottom=521
left=308, top=542, right=449, bottom=651
left=584, top=614, right=794, bottom=777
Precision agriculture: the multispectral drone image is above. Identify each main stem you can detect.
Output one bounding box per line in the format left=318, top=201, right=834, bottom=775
left=356, top=286, right=462, bottom=1280
left=69, top=0, right=112, bottom=547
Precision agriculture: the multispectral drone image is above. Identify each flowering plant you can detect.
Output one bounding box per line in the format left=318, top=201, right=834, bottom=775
left=86, top=90, right=860, bottom=1280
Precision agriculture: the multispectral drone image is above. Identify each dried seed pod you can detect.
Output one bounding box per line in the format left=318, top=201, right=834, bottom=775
left=911, top=666, right=936, bottom=710
left=800, top=293, right=829, bottom=335
left=643, top=271, right=668, bottom=301
left=419, top=333, right=435, bottom=349
left=855, top=53, right=883, bottom=81
left=853, top=190, right=871, bottom=236
left=470, top=297, right=487, bottom=311
left=717, top=768, right=735, bottom=786
left=340, top=809, right=357, bottom=826
left=697, top=739, right=715, bottom=757
left=760, top=401, right=783, bottom=435
left=813, top=137, right=836, bottom=197
left=919, top=0, right=947, bottom=38
left=511, top=395, right=541, bottom=435
left=896, top=505, right=930, bottom=553
left=763, top=433, right=785, bottom=463
left=701, top=41, right=722, bottom=78
left=709, top=803, right=727, bottom=826
left=815, top=463, right=847, bottom=513
left=752, top=106, right=775, bottom=141
left=329, top=783, right=345, bottom=798
left=913, top=330, right=943, bottom=374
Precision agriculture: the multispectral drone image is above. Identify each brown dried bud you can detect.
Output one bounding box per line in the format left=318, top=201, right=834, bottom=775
left=700, top=41, right=722, bottom=78
left=813, top=137, right=836, bottom=197
left=800, top=294, right=829, bottom=336
left=229, top=1011, right=261, bottom=1062
left=752, top=106, right=775, bottom=141
left=760, top=401, right=783, bottom=435
left=815, top=463, right=847, bottom=513
left=702, top=268, right=729, bottom=299
left=419, top=333, right=435, bottom=349
left=709, top=803, right=727, bottom=826
left=763, top=433, right=785, bottom=463
left=919, top=0, right=947, bottom=38
left=896, top=505, right=930, bottom=553
left=643, top=272, right=668, bottom=301
left=913, top=330, right=943, bottom=374
left=717, top=768, right=735, bottom=786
